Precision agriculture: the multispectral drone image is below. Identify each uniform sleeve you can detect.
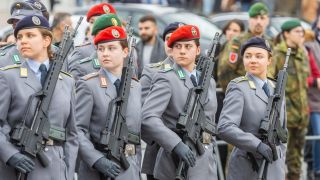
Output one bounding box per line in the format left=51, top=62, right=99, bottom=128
left=141, top=72, right=181, bottom=152
left=217, top=82, right=261, bottom=153
left=0, top=71, right=19, bottom=163
left=75, top=79, right=104, bottom=167
left=63, top=79, right=79, bottom=180
left=140, top=66, right=154, bottom=105
left=69, top=62, right=86, bottom=81
left=67, top=48, right=84, bottom=72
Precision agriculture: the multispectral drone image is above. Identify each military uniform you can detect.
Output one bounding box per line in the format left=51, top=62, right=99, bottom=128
left=67, top=42, right=96, bottom=71
left=272, top=40, right=309, bottom=179
left=217, top=32, right=273, bottom=91
left=217, top=74, right=287, bottom=180
left=141, top=63, right=218, bottom=180
left=75, top=69, right=141, bottom=180
left=0, top=62, right=78, bottom=180
left=139, top=56, right=173, bottom=176
left=68, top=52, right=100, bottom=80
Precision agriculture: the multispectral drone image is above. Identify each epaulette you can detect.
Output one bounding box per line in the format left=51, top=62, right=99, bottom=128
left=82, top=72, right=99, bottom=81
left=79, top=57, right=91, bottom=64
left=159, top=63, right=173, bottom=72
left=231, top=76, right=248, bottom=83
left=0, top=43, right=15, bottom=56
left=60, top=71, right=73, bottom=78
left=75, top=42, right=91, bottom=48
left=0, top=64, right=20, bottom=71
left=148, top=61, right=163, bottom=68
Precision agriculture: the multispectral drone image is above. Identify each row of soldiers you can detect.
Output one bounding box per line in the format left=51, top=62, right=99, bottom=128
left=0, top=1, right=309, bottom=180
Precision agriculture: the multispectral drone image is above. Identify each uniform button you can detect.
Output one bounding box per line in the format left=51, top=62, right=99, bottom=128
left=204, top=145, right=208, bottom=149
left=0, top=52, right=5, bottom=56
left=44, top=147, right=49, bottom=152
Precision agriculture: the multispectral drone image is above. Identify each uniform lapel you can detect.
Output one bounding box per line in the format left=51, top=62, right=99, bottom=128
left=247, top=75, right=268, bottom=103
left=173, top=63, right=193, bottom=89
left=22, top=62, right=42, bottom=92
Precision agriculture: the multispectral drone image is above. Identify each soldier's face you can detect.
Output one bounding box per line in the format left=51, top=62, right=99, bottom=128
left=248, top=15, right=269, bottom=35
left=243, top=47, right=271, bottom=80
left=284, top=26, right=305, bottom=47
left=88, top=16, right=99, bottom=38
left=97, top=41, right=129, bottom=72
left=171, top=40, right=200, bottom=70
left=16, top=28, right=51, bottom=61
left=164, top=33, right=173, bottom=56
left=138, top=21, right=157, bottom=43
left=225, top=22, right=242, bottom=41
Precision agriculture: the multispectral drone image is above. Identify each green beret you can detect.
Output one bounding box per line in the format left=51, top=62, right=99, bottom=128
left=91, top=14, right=122, bottom=36
left=248, top=2, right=269, bottom=17
left=281, top=19, right=302, bottom=31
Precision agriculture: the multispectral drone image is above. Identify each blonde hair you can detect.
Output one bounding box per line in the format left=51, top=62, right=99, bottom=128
left=38, top=28, right=54, bottom=60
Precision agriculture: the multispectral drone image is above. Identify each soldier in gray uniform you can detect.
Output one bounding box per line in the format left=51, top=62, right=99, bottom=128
left=67, top=3, right=117, bottom=71
left=0, top=15, right=78, bottom=180
left=0, top=1, right=43, bottom=68
left=141, top=25, right=218, bottom=180
left=68, top=13, right=122, bottom=80
left=217, top=37, right=287, bottom=180
left=76, top=26, right=141, bottom=179
left=140, top=22, right=184, bottom=180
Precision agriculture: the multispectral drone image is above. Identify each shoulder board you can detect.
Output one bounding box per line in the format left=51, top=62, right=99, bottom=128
left=0, top=64, right=20, bottom=71
left=82, top=72, right=99, bottom=80
left=159, top=63, right=173, bottom=72
left=75, top=42, right=91, bottom=48
left=0, top=43, right=15, bottom=56
left=148, top=61, right=163, bottom=68
left=60, top=71, right=73, bottom=78
left=231, top=76, right=248, bottom=83
left=79, top=57, right=92, bottom=64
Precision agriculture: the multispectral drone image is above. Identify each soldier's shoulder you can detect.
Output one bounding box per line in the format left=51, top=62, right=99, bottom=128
left=0, top=64, right=21, bottom=71
left=60, top=71, right=73, bottom=78
left=75, top=42, right=92, bottom=48
left=231, top=76, right=248, bottom=83
left=158, top=63, right=173, bottom=73
left=0, top=43, right=15, bottom=56
left=79, top=57, right=92, bottom=64
left=147, top=61, right=164, bottom=68
left=81, top=72, right=99, bottom=81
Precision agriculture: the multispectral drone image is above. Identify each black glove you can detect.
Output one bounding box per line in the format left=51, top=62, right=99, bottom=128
left=173, top=141, right=196, bottom=167
left=7, top=153, right=35, bottom=173
left=93, top=157, right=121, bottom=178
left=257, top=142, right=273, bottom=163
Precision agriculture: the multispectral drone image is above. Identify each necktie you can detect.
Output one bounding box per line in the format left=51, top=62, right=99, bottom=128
left=114, top=79, right=121, bottom=96
left=262, top=82, right=270, bottom=97
left=190, top=74, right=198, bottom=87
left=39, top=64, right=47, bottom=87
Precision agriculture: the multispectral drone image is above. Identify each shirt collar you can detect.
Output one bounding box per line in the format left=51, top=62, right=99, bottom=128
left=26, top=59, right=50, bottom=74
left=182, top=67, right=197, bottom=78
left=103, top=69, right=121, bottom=84
left=247, top=73, right=268, bottom=88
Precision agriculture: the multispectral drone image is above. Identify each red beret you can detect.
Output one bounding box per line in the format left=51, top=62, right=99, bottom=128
left=86, top=3, right=117, bottom=22
left=167, top=25, right=200, bottom=48
left=94, top=26, right=127, bottom=45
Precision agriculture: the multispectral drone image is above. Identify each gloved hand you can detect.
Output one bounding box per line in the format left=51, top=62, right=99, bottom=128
left=257, top=142, right=273, bottom=163
left=93, top=157, right=121, bottom=178
left=173, top=141, right=196, bottom=167
left=7, top=153, right=35, bottom=173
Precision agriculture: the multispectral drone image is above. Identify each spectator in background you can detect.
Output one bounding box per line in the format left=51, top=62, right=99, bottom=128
left=136, top=15, right=166, bottom=78
left=51, top=12, right=73, bottom=47
left=304, top=29, right=320, bottom=179
left=222, top=19, right=245, bottom=48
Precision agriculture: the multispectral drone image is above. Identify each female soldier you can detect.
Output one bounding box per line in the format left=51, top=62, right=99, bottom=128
left=141, top=25, right=218, bottom=180
left=218, top=37, right=287, bottom=180
left=272, top=19, right=309, bottom=180
left=75, top=26, right=141, bottom=180
left=0, top=15, right=78, bottom=180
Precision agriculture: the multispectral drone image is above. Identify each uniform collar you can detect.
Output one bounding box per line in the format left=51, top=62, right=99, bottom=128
left=102, top=68, right=120, bottom=84
left=26, top=59, right=50, bottom=74
left=247, top=73, right=267, bottom=89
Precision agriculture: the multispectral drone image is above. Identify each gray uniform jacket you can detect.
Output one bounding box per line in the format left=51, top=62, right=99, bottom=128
left=67, top=42, right=95, bottom=71
left=69, top=52, right=99, bottom=80
left=140, top=56, right=173, bottom=175
left=75, top=69, right=141, bottom=180
left=136, top=36, right=166, bottom=78
left=0, top=44, right=24, bottom=67
left=0, top=62, right=78, bottom=180
left=217, top=74, right=287, bottom=180
left=141, top=63, right=218, bottom=180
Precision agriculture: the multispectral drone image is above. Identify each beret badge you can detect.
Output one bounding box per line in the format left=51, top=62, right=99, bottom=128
left=191, top=27, right=197, bottom=37
left=32, top=16, right=41, bottom=25
left=112, top=29, right=120, bottom=38
left=103, top=5, right=110, bottom=14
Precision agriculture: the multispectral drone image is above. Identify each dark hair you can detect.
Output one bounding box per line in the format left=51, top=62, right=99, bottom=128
left=120, top=40, right=129, bottom=49
left=139, top=15, right=157, bottom=25
left=51, top=12, right=71, bottom=30
left=38, top=28, right=54, bottom=60
left=172, top=39, right=200, bottom=48
left=222, top=19, right=245, bottom=35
